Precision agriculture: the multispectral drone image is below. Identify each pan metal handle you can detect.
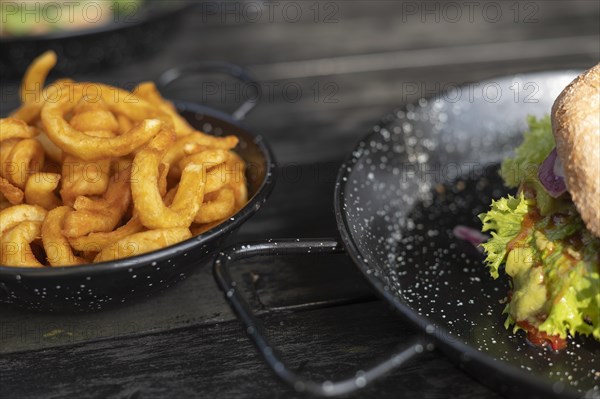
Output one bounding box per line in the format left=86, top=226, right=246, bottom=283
left=213, top=238, right=435, bottom=397
left=157, top=61, right=259, bottom=121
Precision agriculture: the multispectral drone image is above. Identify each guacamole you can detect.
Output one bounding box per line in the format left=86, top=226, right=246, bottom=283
left=479, top=116, right=600, bottom=349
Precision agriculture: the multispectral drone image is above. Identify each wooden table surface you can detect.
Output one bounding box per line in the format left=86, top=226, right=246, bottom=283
left=0, top=1, right=599, bottom=398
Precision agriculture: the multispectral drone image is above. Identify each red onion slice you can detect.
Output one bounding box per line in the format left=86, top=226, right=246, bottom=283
left=453, top=225, right=488, bottom=251
left=538, top=148, right=566, bottom=198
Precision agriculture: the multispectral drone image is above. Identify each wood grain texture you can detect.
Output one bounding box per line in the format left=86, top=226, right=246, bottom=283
left=0, top=302, right=502, bottom=399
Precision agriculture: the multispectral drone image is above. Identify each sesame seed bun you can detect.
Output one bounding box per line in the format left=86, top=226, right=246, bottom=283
left=551, top=63, right=600, bottom=237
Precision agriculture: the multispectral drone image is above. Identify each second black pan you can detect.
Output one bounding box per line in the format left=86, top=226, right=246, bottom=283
left=0, top=1, right=193, bottom=80
left=214, top=71, right=598, bottom=399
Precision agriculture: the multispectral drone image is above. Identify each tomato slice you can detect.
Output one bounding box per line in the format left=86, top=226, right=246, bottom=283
left=517, top=321, right=567, bottom=351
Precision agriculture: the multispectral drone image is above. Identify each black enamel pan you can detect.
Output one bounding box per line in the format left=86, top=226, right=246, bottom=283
left=0, top=62, right=276, bottom=312
left=214, top=71, right=598, bottom=398
left=0, top=1, right=193, bottom=80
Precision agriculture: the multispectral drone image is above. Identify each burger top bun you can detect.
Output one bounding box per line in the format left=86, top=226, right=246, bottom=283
left=551, top=63, right=600, bottom=237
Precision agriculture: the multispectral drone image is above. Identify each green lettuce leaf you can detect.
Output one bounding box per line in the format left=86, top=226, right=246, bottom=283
left=479, top=193, right=533, bottom=278
left=500, top=115, right=555, bottom=188
left=489, top=212, right=599, bottom=340
left=503, top=251, right=599, bottom=340
left=582, top=237, right=600, bottom=339
left=481, top=114, right=600, bottom=342
left=534, top=229, right=599, bottom=339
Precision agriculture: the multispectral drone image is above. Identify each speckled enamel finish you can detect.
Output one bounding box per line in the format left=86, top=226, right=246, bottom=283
left=0, top=102, right=276, bottom=312
left=335, top=72, right=598, bottom=398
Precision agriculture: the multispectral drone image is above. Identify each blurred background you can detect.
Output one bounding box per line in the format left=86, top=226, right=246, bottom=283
left=1, top=0, right=598, bottom=170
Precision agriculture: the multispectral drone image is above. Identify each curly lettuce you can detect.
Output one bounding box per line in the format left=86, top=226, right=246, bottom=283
left=505, top=223, right=600, bottom=340
left=500, top=116, right=560, bottom=216
left=479, top=193, right=533, bottom=278
left=480, top=115, right=600, bottom=343
left=500, top=115, right=555, bottom=188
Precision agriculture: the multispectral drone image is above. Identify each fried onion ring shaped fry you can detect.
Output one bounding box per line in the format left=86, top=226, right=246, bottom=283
left=226, top=152, right=249, bottom=209
left=163, top=131, right=240, bottom=178
left=136, top=147, right=229, bottom=230
left=68, top=215, right=145, bottom=253
left=0, top=221, right=43, bottom=267
left=134, top=82, right=194, bottom=137
left=59, top=130, right=114, bottom=205
left=12, top=79, right=75, bottom=125
left=62, top=166, right=133, bottom=237
left=162, top=136, right=207, bottom=179
left=93, top=228, right=191, bottom=263
left=20, top=50, right=57, bottom=105
left=41, top=92, right=162, bottom=161
left=0, top=204, right=47, bottom=236
left=198, top=152, right=247, bottom=204
left=24, top=172, right=61, bottom=210
left=0, top=118, right=38, bottom=141
left=116, top=114, right=134, bottom=136
left=34, top=127, right=63, bottom=163
left=194, top=187, right=236, bottom=224
left=0, top=177, right=24, bottom=205
left=42, top=206, right=85, bottom=266
left=0, top=138, right=45, bottom=188
left=132, top=129, right=229, bottom=229
left=69, top=97, right=119, bottom=133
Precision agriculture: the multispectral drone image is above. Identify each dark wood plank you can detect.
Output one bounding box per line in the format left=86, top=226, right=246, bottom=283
left=0, top=301, right=502, bottom=399
left=110, top=1, right=600, bottom=77
left=134, top=55, right=598, bottom=168
left=238, top=253, right=376, bottom=311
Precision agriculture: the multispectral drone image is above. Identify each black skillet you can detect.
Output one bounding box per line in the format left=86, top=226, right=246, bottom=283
left=0, top=1, right=193, bottom=80
left=214, top=71, right=599, bottom=399
left=0, top=62, right=276, bottom=312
